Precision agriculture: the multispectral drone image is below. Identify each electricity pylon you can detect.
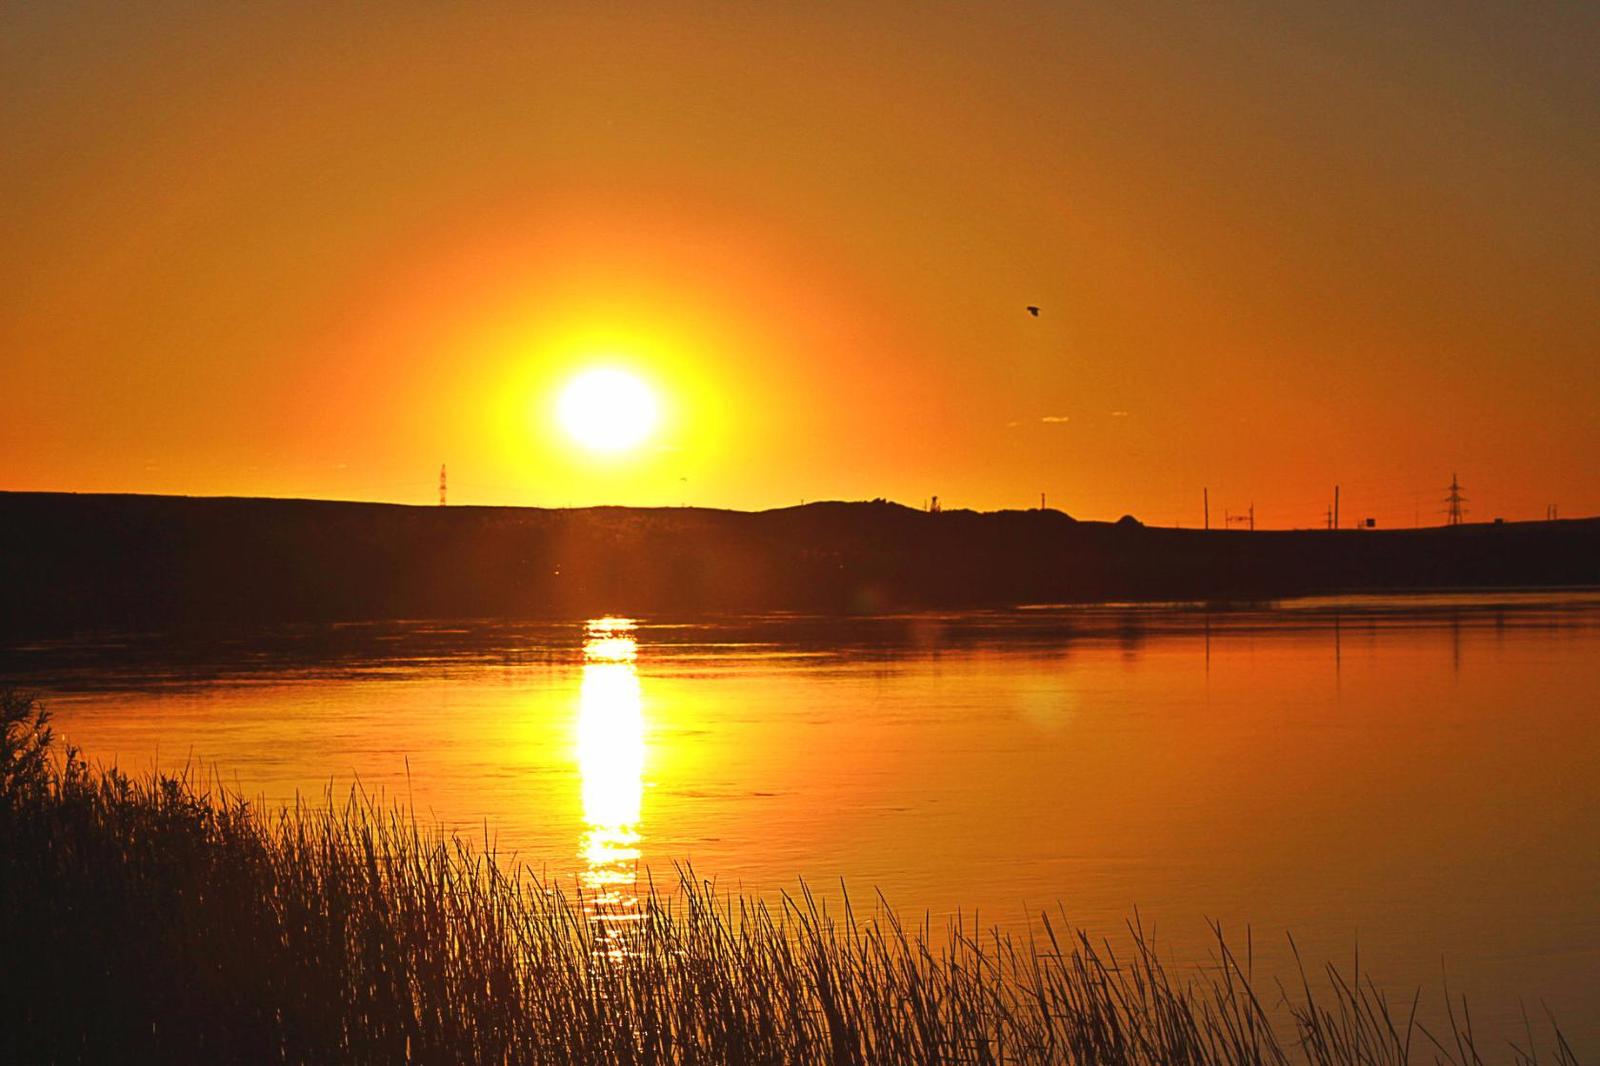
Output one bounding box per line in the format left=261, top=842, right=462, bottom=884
left=1444, top=474, right=1465, bottom=526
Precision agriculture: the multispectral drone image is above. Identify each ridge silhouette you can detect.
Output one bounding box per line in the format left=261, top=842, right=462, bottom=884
left=2, top=492, right=1595, bottom=638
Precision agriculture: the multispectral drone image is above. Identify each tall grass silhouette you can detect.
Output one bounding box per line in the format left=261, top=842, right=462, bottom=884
left=1, top=691, right=1576, bottom=1064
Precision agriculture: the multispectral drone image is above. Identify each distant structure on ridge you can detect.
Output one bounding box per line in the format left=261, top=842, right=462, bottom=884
left=1445, top=473, right=1466, bottom=526
left=439, top=464, right=447, bottom=507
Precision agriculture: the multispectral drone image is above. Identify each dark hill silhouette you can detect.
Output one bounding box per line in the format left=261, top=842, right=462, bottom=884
left=1, top=491, right=1595, bottom=637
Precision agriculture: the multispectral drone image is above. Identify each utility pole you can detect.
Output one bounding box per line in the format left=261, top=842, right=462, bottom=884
left=439, top=464, right=447, bottom=507
left=1249, top=502, right=1255, bottom=531
left=1040, top=492, right=1046, bottom=511
left=1333, top=485, right=1340, bottom=530
left=1445, top=474, right=1466, bottom=526
left=1204, top=487, right=1210, bottom=531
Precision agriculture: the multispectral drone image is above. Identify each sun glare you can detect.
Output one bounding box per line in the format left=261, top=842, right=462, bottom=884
left=557, top=368, right=659, bottom=454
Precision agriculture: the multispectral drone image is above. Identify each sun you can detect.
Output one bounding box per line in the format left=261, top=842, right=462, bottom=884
left=556, top=367, right=660, bottom=454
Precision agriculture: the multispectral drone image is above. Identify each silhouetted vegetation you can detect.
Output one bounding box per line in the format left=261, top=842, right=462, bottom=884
left=0, top=690, right=1577, bottom=1064
left=2, top=492, right=1597, bottom=638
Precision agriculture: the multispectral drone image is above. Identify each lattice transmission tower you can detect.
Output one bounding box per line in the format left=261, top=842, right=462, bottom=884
left=1444, top=473, right=1465, bottom=526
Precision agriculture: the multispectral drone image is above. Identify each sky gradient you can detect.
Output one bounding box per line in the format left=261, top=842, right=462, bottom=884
left=4, top=1, right=1596, bottom=526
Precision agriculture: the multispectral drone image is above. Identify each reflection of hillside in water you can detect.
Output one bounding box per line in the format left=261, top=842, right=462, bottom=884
left=6, top=592, right=1600, bottom=690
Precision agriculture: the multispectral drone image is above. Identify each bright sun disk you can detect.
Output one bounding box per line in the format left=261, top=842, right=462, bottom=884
left=557, top=368, right=659, bottom=454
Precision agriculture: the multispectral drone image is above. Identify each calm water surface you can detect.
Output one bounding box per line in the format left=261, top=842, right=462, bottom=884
left=7, top=592, right=1599, bottom=1050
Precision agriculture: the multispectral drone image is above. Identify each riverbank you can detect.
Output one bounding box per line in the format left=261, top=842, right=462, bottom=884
left=1, top=691, right=1576, bottom=1064
left=3, top=491, right=1596, bottom=638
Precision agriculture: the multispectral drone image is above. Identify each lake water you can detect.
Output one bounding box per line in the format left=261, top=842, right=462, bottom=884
left=6, top=591, right=1598, bottom=1052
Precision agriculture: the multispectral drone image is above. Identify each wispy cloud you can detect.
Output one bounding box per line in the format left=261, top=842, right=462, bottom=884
left=1109, top=411, right=1129, bottom=418
left=1005, top=420, right=1021, bottom=428
left=1041, top=415, right=1070, bottom=424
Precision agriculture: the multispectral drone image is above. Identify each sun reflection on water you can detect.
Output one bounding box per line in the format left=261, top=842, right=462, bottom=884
left=576, top=617, right=646, bottom=944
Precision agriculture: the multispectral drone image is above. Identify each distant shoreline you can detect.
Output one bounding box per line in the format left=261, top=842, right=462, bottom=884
left=3, top=490, right=1596, bottom=639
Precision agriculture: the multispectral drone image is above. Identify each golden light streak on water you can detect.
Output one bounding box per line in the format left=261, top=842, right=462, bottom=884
left=575, top=617, right=646, bottom=946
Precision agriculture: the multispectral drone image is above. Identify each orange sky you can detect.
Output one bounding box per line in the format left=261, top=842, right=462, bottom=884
left=3, top=2, right=1596, bottom=526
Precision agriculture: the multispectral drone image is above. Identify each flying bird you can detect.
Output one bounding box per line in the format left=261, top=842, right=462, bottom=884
left=1026, top=306, right=1040, bottom=317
